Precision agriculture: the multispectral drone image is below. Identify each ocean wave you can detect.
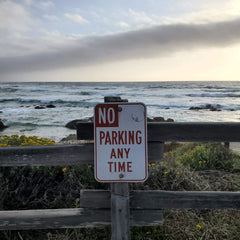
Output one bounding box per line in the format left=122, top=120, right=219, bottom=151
left=72, top=91, right=98, bottom=96
left=0, top=87, right=18, bottom=93
left=80, top=91, right=91, bottom=95
left=6, top=122, right=63, bottom=127
left=94, top=87, right=114, bottom=90
left=186, top=93, right=240, bottom=98
left=146, top=103, right=188, bottom=108
left=0, top=98, right=98, bottom=107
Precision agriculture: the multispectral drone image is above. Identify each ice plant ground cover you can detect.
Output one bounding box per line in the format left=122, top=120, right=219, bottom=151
left=0, top=134, right=55, bottom=146
left=0, top=136, right=240, bottom=239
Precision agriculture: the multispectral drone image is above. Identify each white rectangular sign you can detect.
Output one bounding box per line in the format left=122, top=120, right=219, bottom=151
left=94, top=103, right=148, bottom=182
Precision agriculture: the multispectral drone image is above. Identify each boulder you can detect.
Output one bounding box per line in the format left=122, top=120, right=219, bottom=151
left=65, top=117, right=93, bottom=129
left=60, top=134, right=77, bottom=141
left=0, top=120, right=8, bottom=130
left=189, top=106, right=202, bottom=110
left=147, top=116, right=174, bottom=122
left=189, top=104, right=221, bottom=111
left=153, top=117, right=165, bottom=122
left=35, top=106, right=45, bottom=109
left=46, top=104, right=56, bottom=108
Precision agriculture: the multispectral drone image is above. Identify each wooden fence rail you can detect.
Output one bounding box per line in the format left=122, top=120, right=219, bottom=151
left=80, top=190, right=240, bottom=210
left=0, top=121, right=240, bottom=235
left=1, top=122, right=240, bottom=166
left=0, top=208, right=164, bottom=231
left=77, top=122, right=240, bottom=142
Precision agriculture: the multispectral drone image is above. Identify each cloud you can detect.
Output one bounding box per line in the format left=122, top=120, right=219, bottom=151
left=38, top=1, right=54, bottom=10
left=1, top=18, right=240, bottom=75
left=118, top=21, right=129, bottom=28
left=64, top=13, right=88, bottom=24
left=128, top=9, right=156, bottom=25
left=0, top=0, right=33, bottom=36
left=43, top=14, right=59, bottom=21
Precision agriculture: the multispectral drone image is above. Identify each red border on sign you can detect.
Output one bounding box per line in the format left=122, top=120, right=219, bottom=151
left=94, top=102, right=148, bottom=182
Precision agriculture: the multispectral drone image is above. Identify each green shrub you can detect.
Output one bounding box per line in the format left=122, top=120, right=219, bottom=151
left=139, top=158, right=211, bottom=191
left=176, top=143, right=234, bottom=172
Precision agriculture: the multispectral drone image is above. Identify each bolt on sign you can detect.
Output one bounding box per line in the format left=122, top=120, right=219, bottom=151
left=94, top=103, right=148, bottom=182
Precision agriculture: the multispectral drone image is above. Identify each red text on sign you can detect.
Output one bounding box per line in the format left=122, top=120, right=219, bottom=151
left=110, top=148, right=130, bottom=159
left=95, top=104, right=119, bottom=127
left=108, top=161, right=132, bottom=172
left=99, top=130, right=142, bottom=145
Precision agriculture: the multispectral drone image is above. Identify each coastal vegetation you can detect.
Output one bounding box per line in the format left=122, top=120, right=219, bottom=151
left=0, top=135, right=240, bottom=239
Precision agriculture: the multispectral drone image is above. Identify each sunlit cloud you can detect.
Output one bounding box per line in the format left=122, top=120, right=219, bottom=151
left=1, top=18, right=240, bottom=75
left=64, top=13, right=88, bottom=24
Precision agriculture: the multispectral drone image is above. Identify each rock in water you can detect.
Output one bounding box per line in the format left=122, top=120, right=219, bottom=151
left=46, top=104, right=56, bottom=108
left=147, top=117, right=174, bottom=122
left=0, top=120, right=8, bottom=130
left=189, top=104, right=221, bottom=111
left=35, top=106, right=45, bottom=109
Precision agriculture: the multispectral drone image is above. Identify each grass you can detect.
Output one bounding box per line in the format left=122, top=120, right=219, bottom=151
left=0, top=135, right=240, bottom=239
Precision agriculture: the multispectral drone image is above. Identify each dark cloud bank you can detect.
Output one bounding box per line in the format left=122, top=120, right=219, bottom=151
left=1, top=18, right=240, bottom=74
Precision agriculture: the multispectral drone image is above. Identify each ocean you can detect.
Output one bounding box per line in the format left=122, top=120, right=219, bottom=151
left=0, top=81, right=240, bottom=141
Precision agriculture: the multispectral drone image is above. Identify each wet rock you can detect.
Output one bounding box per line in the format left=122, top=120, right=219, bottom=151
left=189, top=106, right=203, bottom=110
left=0, top=120, right=8, bottom=130
left=153, top=117, right=165, bottom=122
left=35, top=106, right=45, bottom=109
left=65, top=117, right=93, bottom=129
left=60, top=134, right=77, bottom=141
left=147, top=116, right=174, bottom=122
left=189, top=104, right=221, bottom=111
left=46, top=104, right=56, bottom=108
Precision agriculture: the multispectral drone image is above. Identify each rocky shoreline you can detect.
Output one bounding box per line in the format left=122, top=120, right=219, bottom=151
left=189, top=104, right=221, bottom=111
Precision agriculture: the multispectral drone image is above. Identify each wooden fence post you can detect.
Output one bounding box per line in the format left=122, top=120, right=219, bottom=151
left=104, top=96, right=130, bottom=240
left=111, top=183, right=130, bottom=240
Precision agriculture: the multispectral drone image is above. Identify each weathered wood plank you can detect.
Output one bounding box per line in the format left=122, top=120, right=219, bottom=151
left=148, top=141, right=164, bottom=163
left=130, top=209, right=163, bottom=227
left=80, top=190, right=240, bottom=210
left=80, top=189, right=111, bottom=209
left=148, top=122, right=240, bottom=142
left=0, top=208, right=163, bottom=230
left=0, top=144, right=93, bottom=166
left=132, top=190, right=240, bottom=209
left=111, top=183, right=130, bottom=240
left=0, top=140, right=162, bottom=166
left=77, top=122, right=240, bottom=142
left=77, top=122, right=94, bottom=140
left=0, top=208, right=109, bottom=230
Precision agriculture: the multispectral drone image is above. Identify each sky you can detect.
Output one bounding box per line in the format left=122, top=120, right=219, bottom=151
left=1, top=0, right=240, bottom=82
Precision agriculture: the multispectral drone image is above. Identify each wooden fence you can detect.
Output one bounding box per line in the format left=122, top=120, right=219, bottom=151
left=0, top=100, right=240, bottom=239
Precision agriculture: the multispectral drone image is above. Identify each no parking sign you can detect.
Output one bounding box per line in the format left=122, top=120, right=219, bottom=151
left=94, top=103, right=148, bottom=182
